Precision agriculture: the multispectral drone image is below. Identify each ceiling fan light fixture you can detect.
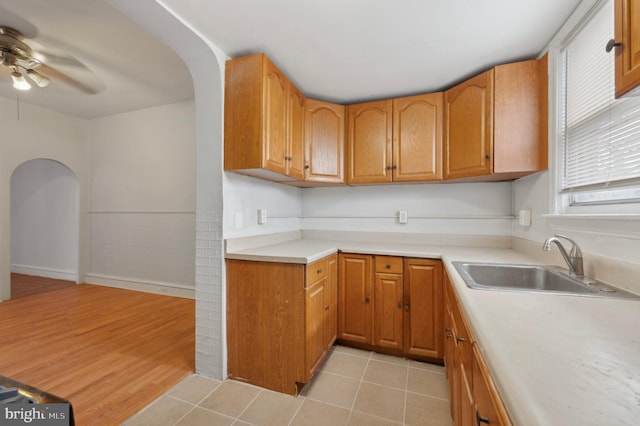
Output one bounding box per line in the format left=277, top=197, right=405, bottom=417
left=26, top=69, right=50, bottom=87
left=11, top=70, right=31, bottom=90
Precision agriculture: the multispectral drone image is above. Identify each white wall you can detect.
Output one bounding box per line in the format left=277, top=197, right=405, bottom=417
left=11, top=159, right=79, bottom=281
left=85, top=100, right=196, bottom=295
left=513, top=171, right=640, bottom=265
left=302, top=182, right=513, bottom=235
left=223, top=173, right=302, bottom=238
left=0, top=96, right=87, bottom=300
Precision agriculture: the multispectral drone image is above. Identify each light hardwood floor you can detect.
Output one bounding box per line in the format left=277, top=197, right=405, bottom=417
left=0, top=276, right=195, bottom=425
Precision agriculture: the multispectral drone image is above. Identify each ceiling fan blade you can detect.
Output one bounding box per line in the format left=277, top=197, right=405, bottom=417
left=37, top=63, right=104, bottom=95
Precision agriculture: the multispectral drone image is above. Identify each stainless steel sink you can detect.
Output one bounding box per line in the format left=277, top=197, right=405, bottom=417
left=452, top=262, right=640, bottom=300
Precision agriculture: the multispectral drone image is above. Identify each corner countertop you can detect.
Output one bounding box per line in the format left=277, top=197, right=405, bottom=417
left=224, top=236, right=640, bottom=426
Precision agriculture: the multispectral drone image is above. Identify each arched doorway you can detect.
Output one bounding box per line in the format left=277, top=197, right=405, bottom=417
left=10, top=159, right=80, bottom=295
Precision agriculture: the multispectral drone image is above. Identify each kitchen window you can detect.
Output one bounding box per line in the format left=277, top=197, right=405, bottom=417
left=556, top=0, right=640, bottom=214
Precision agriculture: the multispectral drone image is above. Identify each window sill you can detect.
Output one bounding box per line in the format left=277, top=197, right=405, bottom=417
left=542, top=214, right=640, bottom=240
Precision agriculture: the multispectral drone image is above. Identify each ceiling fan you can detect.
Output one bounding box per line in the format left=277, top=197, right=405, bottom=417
left=0, top=25, right=101, bottom=94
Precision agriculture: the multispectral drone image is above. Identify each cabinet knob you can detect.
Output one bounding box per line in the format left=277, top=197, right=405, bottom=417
left=386, top=165, right=392, bottom=170
left=404, top=304, right=410, bottom=311
left=325, top=305, right=330, bottom=311
left=317, top=268, right=322, bottom=274
left=386, top=264, right=391, bottom=269
left=397, top=302, right=402, bottom=309
left=392, top=165, right=398, bottom=170
left=365, top=297, right=370, bottom=304
left=484, top=154, right=491, bottom=160
left=304, top=164, right=310, bottom=169
left=606, top=39, right=622, bottom=52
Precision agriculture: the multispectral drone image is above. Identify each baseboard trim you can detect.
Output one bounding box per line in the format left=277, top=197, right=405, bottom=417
left=84, top=273, right=195, bottom=299
left=11, top=264, right=77, bottom=282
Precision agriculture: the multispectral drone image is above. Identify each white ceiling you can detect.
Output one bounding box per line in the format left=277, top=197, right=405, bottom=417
left=0, top=0, right=583, bottom=118
left=0, top=0, right=193, bottom=118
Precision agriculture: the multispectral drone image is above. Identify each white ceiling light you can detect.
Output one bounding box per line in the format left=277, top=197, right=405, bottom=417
left=26, top=68, right=50, bottom=87
left=11, top=70, right=31, bottom=90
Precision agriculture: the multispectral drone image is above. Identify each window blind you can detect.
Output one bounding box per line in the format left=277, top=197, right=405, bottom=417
left=560, top=0, right=640, bottom=192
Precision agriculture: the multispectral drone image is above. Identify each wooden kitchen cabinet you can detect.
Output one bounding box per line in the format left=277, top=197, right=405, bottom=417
left=347, top=100, right=393, bottom=184
left=338, top=253, right=373, bottom=344
left=473, top=344, right=512, bottom=426
left=403, top=259, right=443, bottom=358
left=304, top=99, right=345, bottom=184
left=444, top=270, right=512, bottom=425
left=347, top=94, right=442, bottom=184
left=224, top=53, right=305, bottom=182
left=226, top=253, right=337, bottom=395
left=444, top=58, right=547, bottom=181
left=373, top=256, right=404, bottom=350
left=339, top=253, right=443, bottom=361
left=614, top=0, right=640, bottom=97
left=393, top=93, right=443, bottom=182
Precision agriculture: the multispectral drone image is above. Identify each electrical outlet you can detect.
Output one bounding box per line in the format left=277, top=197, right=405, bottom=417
left=258, top=209, right=267, bottom=224
left=399, top=210, right=408, bottom=224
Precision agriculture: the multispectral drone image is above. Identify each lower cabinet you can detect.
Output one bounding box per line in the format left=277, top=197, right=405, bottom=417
left=444, top=269, right=511, bottom=425
left=338, top=253, right=443, bottom=360
left=226, top=253, right=337, bottom=395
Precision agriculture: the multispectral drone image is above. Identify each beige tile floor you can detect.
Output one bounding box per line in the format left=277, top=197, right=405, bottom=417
left=123, top=345, right=452, bottom=426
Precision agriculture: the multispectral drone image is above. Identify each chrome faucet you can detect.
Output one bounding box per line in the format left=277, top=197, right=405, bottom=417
left=543, top=234, right=584, bottom=277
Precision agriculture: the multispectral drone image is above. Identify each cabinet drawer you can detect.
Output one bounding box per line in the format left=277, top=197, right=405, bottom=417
left=375, top=256, right=403, bottom=274
left=306, top=257, right=328, bottom=286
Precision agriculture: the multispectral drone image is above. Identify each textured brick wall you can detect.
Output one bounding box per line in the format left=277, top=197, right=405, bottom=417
left=195, top=211, right=224, bottom=377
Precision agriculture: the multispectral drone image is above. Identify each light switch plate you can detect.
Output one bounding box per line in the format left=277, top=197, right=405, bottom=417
left=258, top=209, right=267, bottom=224
left=518, top=209, right=531, bottom=227
left=399, top=210, right=408, bottom=224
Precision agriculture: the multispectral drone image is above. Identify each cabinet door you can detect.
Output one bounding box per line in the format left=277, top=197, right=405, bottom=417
left=305, top=99, right=345, bottom=183
left=373, top=273, right=404, bottom=349
left=306, top=279, right=327, bottom=379
left=444, top=69, right=494, bottom=179
left=473, top=345, right=512, bottom=426
left=287, top=84, right=306, bottom=179
left=615, top=0, right=640, bottom=97
left=263, top=59, right=289, bottom=175
left=325, top=254, right=338, bottom=348
left=347, top=100, right=393, bottom=184
left=403, top=259, right=443, bottom=358
left=338, top=253, right=373, bottom=344
left=393, top=93, right=443, bottom=182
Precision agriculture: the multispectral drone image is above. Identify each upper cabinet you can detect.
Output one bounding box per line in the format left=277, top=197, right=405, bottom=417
left=443, top=58, right=548, bottom=181
left=347, top=93, right=443, bottom=184
left=304, top=99, right=345, bottom=184
left=224, top=53, right=305, bottom=182
left=613, top=0, right=640, bottom=97
left=224, top=52, right=546, bottom=186
left=347, top=100, right=394, bottom=184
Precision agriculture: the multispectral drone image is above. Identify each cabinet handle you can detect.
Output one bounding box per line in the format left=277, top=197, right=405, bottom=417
left=317, top=268, right=322, bottom=274
left=325, top=305, right=330, bottom=311
left=606, top=39, right=622, bottom=52
left=365, top=297, right=370, bottom=304
left=456, top=336, right=466, bottom=343
left=476, top=410, right=490, bottom=424
left=404, top=304, right=410, bottom=311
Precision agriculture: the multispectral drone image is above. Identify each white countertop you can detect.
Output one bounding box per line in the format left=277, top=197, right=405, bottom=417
left=225, top=237, right=640, bottom=425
